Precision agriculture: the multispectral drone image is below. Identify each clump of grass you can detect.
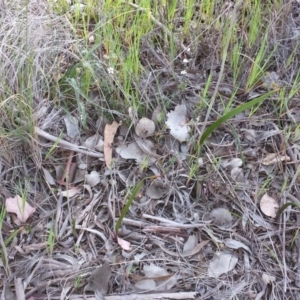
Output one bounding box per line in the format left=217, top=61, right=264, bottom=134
left=0, top=1, right=74, bottom=168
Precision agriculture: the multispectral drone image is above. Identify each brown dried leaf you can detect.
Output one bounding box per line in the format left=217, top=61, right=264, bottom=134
left=260, top=193, right=279, bottom=218
left=5, top=195, right=35, bottom=223
left=104, top=121, right=119, bottom=168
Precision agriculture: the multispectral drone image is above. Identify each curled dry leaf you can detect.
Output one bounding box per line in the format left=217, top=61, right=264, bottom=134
left=260, top=193, right=279, bottom=218
left=262, top=153, right=290, bottom=165
left=165, top=104, right=190, bottom=142
left=135, top=117, right=155, bottom=138
left=146, top=180, right=169, bottom=199
left=208, top=251, right=238, bottom=278
left=104, top=121, right=120, bottom=168
left=210, top=208, right=233, bottom=229
left=5, top=195, right=35, bottom=223
left=85, top=170, right=101, bottom=187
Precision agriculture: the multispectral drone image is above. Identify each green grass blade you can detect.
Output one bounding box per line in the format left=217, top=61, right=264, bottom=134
left=199, top=90, right=276, bottom=146
left=115, top=179, right=144, bottom=232
left=276, top=202, right=300, bottom=221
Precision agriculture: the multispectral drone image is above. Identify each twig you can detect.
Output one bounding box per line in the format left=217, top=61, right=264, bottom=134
left=57, top=150, right=75, bottom=186
left=35, top=126, right=104, bottom=158
left=142, top=214, right=211, bottom=228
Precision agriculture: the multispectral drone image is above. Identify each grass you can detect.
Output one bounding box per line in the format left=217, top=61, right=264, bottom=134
left=1, top=0, right=300, bottom=298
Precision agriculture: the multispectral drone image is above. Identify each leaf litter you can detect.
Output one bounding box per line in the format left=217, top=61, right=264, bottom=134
left=2, top=1, right=300, bottom=300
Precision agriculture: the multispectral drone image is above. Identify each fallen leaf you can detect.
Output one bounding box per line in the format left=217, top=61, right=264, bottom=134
left=42, top=167, right=56, bottom=185
left=95, top=138, right=104, bottom=152
left=135, top=137, right=158, bottom=157
left=210, top=208, right=233, bottom=229
left=64, top=115, right=80, bottom=139
left=60, top=187, right=82, bottom=198
left=116, top=142, right=144, bottom=161
left=143, top=264, right=177, bottom=290
left=144, top=263, right=169, bottom=277
left=240, top=128, right=256, bottom=141
left=156, top=274, right=177, bottom=290
left=85, top=170, right=101, bottom=187
left=135, top=117, right=155, bottom=138
left=183, top=235, right=197, bottom=255
left=146, top=180, right=169, bottom=199
left=116, top=142, right=156, bottom=165
left=82, top=134, right=99, bottom=150
left=86, top=262, right=111, bottom=293
left=260, top=193, right=278, bottom=218
left=262, top=273, right=276, bottom=285
left=117, top=236, right=131, bottom=251
left=261, top=153, right=290, bottom=165
left=104, top=121, right=119, bottom=168
left=183, top=240, right=210, bottom=257
left=134, top=279, right=156, bottom=290
left=134, top=252, right=147, bottom=262
left=221, top=158, right=243, bottom=169
left=231, top=167, right=244, bottom=182
left=208, top=251, right=238, bottom=278
left=5, top=195, right=35, bottom=222
left=165, top=104, right=190, bottom=142
left=224, top=238, right=252, bottom=254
